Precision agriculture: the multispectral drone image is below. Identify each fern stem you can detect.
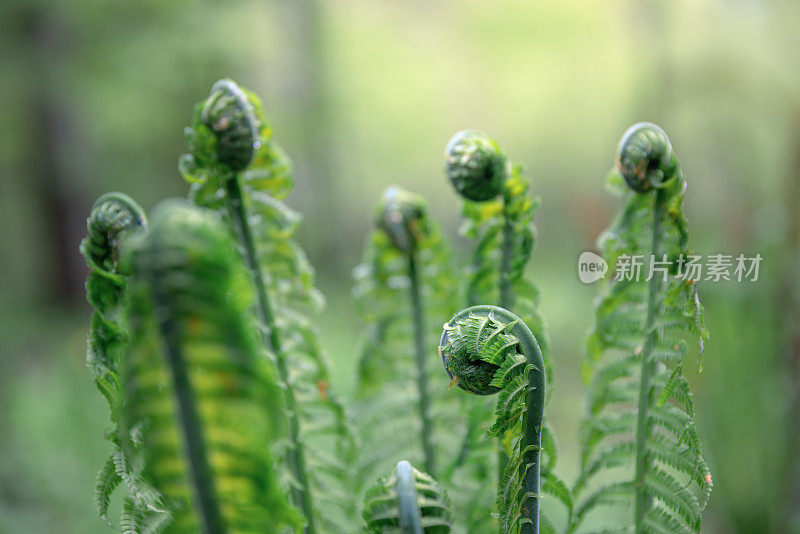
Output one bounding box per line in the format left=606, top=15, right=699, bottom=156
left=634, top=188, right=666, bottom=531
left=408, top=251, right=437, bottom=477
left=223, top=174, right=317, bottom=533
left=498, top=307, right=544, bottom=534
left=395, top=461, right=424, bottom=534
left=497, top=188, right=514, bottom=480
left=150, top=265, right=224, bottom=534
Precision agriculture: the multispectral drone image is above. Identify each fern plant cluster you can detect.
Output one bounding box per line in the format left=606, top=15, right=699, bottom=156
left=81, top=78, right=713, bottom=534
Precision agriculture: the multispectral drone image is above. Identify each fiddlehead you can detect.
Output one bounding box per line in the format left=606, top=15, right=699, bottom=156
left=440, top=305, right=547, bottom=534
left=445, top=130, right=506, bottom=202
left=573, top=123, right=711, bottom=533
left=363, top=461, right=452, bottom=533
left=181, top=79, right=354, bottom=532
left=80, top=192, right=151, bottom=527
left=121, top=200, right=301, bottom=533
left=352, top=187, right=464, bottom=488
left=445, top=131, right=569, bottom=529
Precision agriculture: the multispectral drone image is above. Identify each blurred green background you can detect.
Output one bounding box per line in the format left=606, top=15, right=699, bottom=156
left=1, top=0, right=798, bottom=532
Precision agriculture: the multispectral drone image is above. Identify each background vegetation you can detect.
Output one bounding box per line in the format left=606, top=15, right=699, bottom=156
left=0, top=0, right=797, bottom=532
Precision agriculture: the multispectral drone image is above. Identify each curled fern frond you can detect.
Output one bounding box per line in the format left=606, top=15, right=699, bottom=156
left=445, top=130, right=507, bottom=202
left=573, top=123, right=711, bottom=533
left=353, top=186, right=458, bottom=477
left=199, top=78, right=259, bottom=171
left=377, top=186, right=426, bottom=254
left=440, top=306, right=545, bottom=534
left=80, top=192, right=150, bottom=527
left=181, top=79, right=354, bottom=532
left=121, top=200, right=301, bottom=533
left=363, top=461, right=452, bottom=534
left=444, top=131, right=569, bottom=529
left=616, top=122, right=679, bottom=193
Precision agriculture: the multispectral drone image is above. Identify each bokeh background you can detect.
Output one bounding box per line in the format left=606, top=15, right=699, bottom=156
left=1, top=0, right=798, bottom=532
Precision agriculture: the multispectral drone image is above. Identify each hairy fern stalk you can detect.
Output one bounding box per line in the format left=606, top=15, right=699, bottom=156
left=180, top=79, right=354, bottom=532
left=444, top=130, right=570, bottom=530
left=363, top=461, right=453, bottom=533
left=351, top=187, right=496, bottom=530
left=572, top=123, right=712, bottom=533
left=120, top=200, right=300, bottom=533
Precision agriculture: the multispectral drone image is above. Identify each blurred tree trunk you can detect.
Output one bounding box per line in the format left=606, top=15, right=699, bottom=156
left=22, top=8, right=85, bottom=305
left=287, top=0, right=346, bottom=273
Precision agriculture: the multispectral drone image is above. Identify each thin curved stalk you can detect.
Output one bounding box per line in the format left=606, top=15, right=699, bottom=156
left=497, top=188, right=514, bottom=478
left=223, top=175, right=316, bottom=533
left=634, top=188, right=666, bottom=530
left=395, top=461, right=424, bottom=534
left=441, top=305, right=545, bottom=533
left=408, top=252, right=437, bottom=477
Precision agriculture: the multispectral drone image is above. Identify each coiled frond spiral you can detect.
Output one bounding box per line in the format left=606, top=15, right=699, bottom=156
left=181, top=79, right=354, bottom=532
left=440, top=306, right=550, bottom=534
left=444, top=131, right=569, bottom=531
left=80, top=192, right=150, bottom=527
left=363, top=461, right=453, bottom=534
left=445, top=130, right=507, bottom=202
left=353, top=186, right=474, bottom=518
left=616, top=122, right=679, bottom=193
left=121, top=200, right=301, bottom=533
left=573, top=123, right=712, bottom=533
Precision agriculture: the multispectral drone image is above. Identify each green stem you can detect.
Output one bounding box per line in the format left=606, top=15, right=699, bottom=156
left=151, top=263, right=224, bottom=533
left=395, top=461, right=424, bottom=534
left=408, top=251, right=437, bottom=477
left=497, top=188, right=514, bottom=480
left=634, top=189, right=666, bottom=531
left=223, top=175, right=317, bottom=534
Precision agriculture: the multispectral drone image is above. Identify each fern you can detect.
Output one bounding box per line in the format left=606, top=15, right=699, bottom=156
left=439, top=305, right=550, bottom=534
left=363, top=460, right=453, bottom=533
left=179, top=79, right=354, bottom=532
left=80, top=192, right=156, bottom=527
left=444, top=130, right=570, bottom=527
left=353, top=186, right=501, bottom=532
left=572, top=123, right=712, bottom=533
left=120, top=200, right=301, bottom=533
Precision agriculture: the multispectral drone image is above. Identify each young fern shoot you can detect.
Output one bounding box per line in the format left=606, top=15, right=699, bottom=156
left=440, top=305, right=546, bottom=534
left=353, top=187, right=496, bottom=531
left=180, top=79, right=353, bottom=532
left=444, top=131, right=570, bottom=527
left=363, top=461, right=453, bottom=533
left=80, top=192, right=157, bottom=527
left=120, top=200, right=301, bottom=533
left=573, top=123, right=712, bottom=533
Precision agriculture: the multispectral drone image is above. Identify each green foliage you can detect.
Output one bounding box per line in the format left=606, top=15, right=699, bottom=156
left=363, top=461, right=452, bottom=533
left=445, top=130, right=568, bottom=530
left=573, top=123, right=712, bottom=533
left=352, top=187, right=491, bottom=521
left=119, top=200, right=300, bottom=533
left=440, top=306, right=560, bottom=534
left=80, top=192, right=150, bottom=527
left=180, top=79, right=354, bottom=532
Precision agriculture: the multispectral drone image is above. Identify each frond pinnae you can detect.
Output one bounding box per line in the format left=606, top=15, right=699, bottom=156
left=574, top=123, right=711, bottom=533
left=181, top=79, right=355, bottom=532
left=80, top=192, right=149, bottom=528
left=122, top=200, right=300, bottom=533
left=363, top=460, right=452, bottom=533
left=440, top=305, right=544, bottom=534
